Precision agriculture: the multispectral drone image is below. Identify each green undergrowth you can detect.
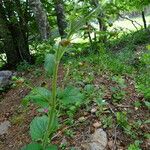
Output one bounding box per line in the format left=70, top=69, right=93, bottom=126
left=15, top=29, right=150, bottom=149
left=66, top=29, right=150, bottom=101
left=107, top=29, right=150, bottom=51
left=61, top=30, right=150, bottom=148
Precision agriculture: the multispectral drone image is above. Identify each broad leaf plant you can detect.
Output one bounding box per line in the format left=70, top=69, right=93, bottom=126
left=22, top=5, right=100, bottom=150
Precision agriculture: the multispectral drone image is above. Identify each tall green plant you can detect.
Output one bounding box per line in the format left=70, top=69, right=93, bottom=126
left=22, top=5, right=100, bottom=150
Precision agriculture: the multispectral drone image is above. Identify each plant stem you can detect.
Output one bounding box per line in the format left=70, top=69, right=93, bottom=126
left=42, top=57, right=59, bottom=148
left=51, top=61, right=59, bottom=108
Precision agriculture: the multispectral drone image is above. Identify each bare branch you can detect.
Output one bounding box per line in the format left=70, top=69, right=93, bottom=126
left=118, top=14, right=142, bottom=30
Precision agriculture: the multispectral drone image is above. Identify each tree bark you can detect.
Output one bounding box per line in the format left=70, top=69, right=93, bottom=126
left=54, top=0, right=67, bottom=39
left=29, top=0, right=51, bottom=40
left=0, top=15, right=20, bottom=66
left=0, top=0, right=32, bottom=67
left=142, top=10, right=147, bottom=29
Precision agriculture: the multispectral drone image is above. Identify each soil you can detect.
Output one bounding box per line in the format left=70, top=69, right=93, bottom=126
left=0, top=67, right=149, bottom=150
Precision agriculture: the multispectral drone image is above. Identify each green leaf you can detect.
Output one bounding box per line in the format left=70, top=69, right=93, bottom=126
left=24, top=87, right=51, bottom=107
left=58, top=86, right=84, bottom=105
left=21, top=98, right=30, bottom=107
left=96, top=98, right=107, bottom=106
left=84, top=84, right=95, bottom=94
left=144, top=101, right=150, bottom=109
left=46, top=145, right=58, bottom=150
left=128, top=140, right=141, bottom=150
left=30, top=115, right=48, bottom=141
left=144, top=119, right=150, bottom=124
left=116, top=112, right=128, bottom=128
left=68, top=6, right=101, bottom=38
left=21, top=143, right=57, bottom=150
left=144, top=133, right=150, bottom=139
left=21, top=143, right=43, bottom=150
left=44, top=54, right=55, bottom=76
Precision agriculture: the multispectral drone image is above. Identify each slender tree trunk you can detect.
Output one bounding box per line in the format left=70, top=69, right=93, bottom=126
left=97, top=15, right=107, bottom=31
left=55, top=0, right=67, bottom=39
left=90, top=0, right=107, bottom=42
left=29, top=0, right=51, bottom=40
left=14, top=0, right=31, bottom=62
left=142, top=10, right=147, bottom=29
left=86, top=22, right=93, bottom=46
left=91, top=0, right=106, bottom=31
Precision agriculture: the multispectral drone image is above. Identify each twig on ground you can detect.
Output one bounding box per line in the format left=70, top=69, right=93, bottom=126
left=116, top=104, right=132, bottom=108
left=51, top=117, right=89, bottom=140
left=113, top=124, right=119, bottom=150
left=108, top=104, right=116, bottom=117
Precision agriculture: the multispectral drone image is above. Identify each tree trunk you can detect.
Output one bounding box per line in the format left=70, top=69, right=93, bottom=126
left=142, top=10, right=147, bottom=29
left=29, top=0, right=51, bottom=40
left=0, top=0, right=32, bottom=67
left=14, top=0, right=31, bottom=62
left=0, top=17, right=20, bottom=66
left=90, top=0, right=107, bottom=42
left=85, top=22, right=93, bottom=47
left=55, top=0, right=67, bottom=39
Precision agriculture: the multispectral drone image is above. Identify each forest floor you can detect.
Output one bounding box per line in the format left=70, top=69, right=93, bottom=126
left=0, top=58, right=149, bottom=150
left=1, top=29, right=150, bottom=150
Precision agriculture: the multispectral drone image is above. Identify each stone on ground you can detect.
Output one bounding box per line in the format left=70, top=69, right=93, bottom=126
left=81, top=128, right=107, bottom=150
left=0, top=121, right=11, bottom=135
left=0, top=71, right=13, bottom=88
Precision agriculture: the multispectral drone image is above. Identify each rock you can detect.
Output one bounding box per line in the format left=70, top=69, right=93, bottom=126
left=108, top=140, right=114, bottom=149
left=91, top=108, right=97, bottom=114
left=93, top=122, right=101, bottom=128
left=78, top=116, right=86, bottom=122
left=84, top=112, right=88, bottom=116
left=0, top=71, right=12, bottom=78
left=0, top=121, right=11, bottom=135
left=0, top=71, right=13, bottom=88
left=81, top=128, right=107, bottom=150
left=61, top=137, right=67, bottom=145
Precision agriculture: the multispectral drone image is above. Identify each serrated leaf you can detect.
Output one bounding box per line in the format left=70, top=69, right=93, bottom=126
left=24, top=87, right=51, bottom=107
left=44, top=54, right=55, bottom=76
left=58, top=86, right=84, bottom=105
left=21, top=143, right=43, bottom=150
left=30, top=115, right=48, bottom=141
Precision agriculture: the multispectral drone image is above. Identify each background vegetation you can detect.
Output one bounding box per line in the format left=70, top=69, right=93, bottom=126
left=0, top=0, right=150, bottom=150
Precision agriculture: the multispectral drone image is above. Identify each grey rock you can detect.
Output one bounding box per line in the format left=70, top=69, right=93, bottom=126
left=0, top=71, right=12, bottom=77
left=0, top=71, right=13, bottom=88
left=61, top=137, right=67, bottom=146
left=81, top=128, right=107, bottom=150
left=0, top=121, right=11, bottom=135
